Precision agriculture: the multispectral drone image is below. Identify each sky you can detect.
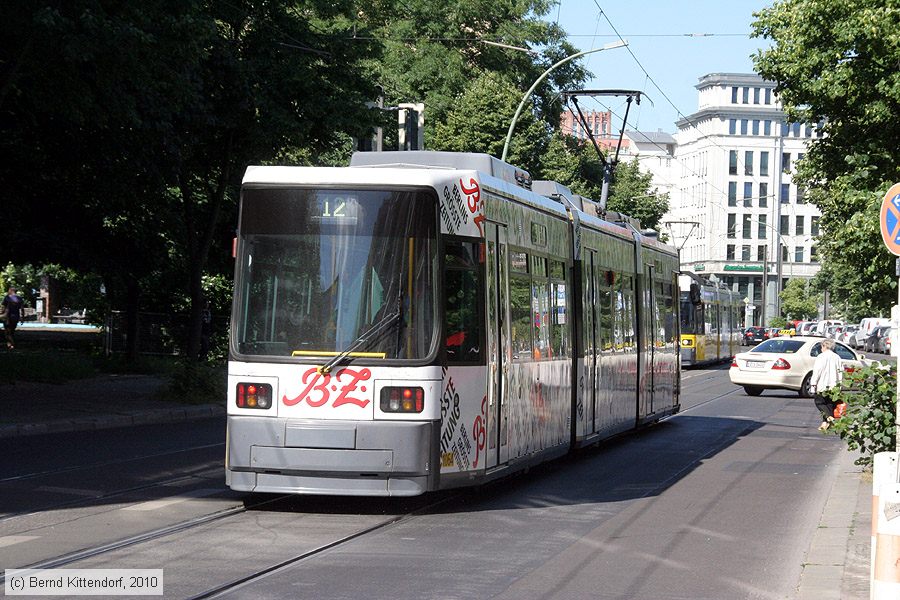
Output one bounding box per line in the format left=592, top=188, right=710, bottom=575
left=553, top=0, right=774, bottom=134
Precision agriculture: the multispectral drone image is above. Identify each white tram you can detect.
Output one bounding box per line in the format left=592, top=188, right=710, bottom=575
left=226, top=151, right=680, bottom=496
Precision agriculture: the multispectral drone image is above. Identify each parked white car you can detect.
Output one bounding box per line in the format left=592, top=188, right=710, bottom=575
left=729, top=336, right=872, bottom=397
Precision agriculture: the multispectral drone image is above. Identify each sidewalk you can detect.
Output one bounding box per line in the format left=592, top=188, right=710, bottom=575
left=0, top=373, right=224, bottom=439
left=797, top=445, right=871, bottom=600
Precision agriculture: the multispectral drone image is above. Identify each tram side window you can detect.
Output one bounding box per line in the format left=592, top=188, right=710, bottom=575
left=550, top=260, right=569, bottom=358
left=614, top=277, right=625, bottom=351
left=531, top=256, right=551, bottom=360
left=622, top=275, right=635, bottom=350
left=598, top=282, right=613, bottom=352
left=509, top=251, right=533, bottom=361
left=444, top=240, right=483, bottom=363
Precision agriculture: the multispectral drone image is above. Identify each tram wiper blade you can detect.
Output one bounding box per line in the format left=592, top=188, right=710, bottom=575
left=318, top=309, right=400, bottom=374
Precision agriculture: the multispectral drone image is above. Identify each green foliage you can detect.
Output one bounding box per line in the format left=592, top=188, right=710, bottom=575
left=769, top=316, right=789, bottom=329
left=606, top=159, right=670, bottom=231
left=164, top=360, right=227, bottom=405
left=779, top=278, right=818, bottom=321
left=828, top=363, right=897, bottom=467
left=752, top=0, right=900, bottom=317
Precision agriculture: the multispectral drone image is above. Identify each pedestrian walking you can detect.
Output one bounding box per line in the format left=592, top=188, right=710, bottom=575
left=2, top=286, right=24, bottom=350
left=810, top=338, right=843, bottom=431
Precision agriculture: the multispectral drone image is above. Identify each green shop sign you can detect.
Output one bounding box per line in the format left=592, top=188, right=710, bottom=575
left=723, top=264, right=764, bottom=272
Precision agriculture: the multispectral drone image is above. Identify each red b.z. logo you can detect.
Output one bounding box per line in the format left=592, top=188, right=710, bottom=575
left=283, top=367, right=372, bottom=408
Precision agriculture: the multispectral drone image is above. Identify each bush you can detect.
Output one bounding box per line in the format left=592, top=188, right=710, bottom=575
left=828, top=363, right=897, bottom=467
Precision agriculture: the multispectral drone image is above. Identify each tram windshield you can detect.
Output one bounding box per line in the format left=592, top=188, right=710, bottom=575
left=680, top=293, right=699, bottom=334
left=234, top=187, right=437, bottom=359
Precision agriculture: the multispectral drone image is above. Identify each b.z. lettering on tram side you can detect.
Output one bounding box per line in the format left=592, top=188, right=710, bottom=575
left=226, top=151, right=681, bottom=497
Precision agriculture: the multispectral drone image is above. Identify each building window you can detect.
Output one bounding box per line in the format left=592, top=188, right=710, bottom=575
left=781, top=183, right=790, bottom=203
left=727, top=244, right=735, bottom=260
left=728, top=181, right=737, bottom=206
left=757, top=246, right=766, bottom=261
left=740, top=120, right=748, bottom=135
left=765, top=88, right=772, bottom=104
left=792, top=122, right=801, bottom=137
left=729, top=119, right=736, bottom=135
left=782, top=245, right=789, bottom=262
left=742, top=87, right=749, bottom=104
left=764, top=120, right=772, bottom=135
left=753, top=88, right=760, bottom=104
left=728, top=214, right=736, bottom=238
left=743, top=182, right=753, bottom=206
left=760, top=151, right=769, bottom=176
left=744, top=151, right=753, bottom=175
left=742, top=245, right=751, bottom=261
left=780, top=215, right=789, bottom=235
left=752, top=120, right=760, bottom=135
left=782, top=152, right=791, bottom=173
left=795, top=246, right=804, bottom=262
left=811, top=245, right=818, bottom=262
left=811, top=216, right=819, bottom=236
left=758, top=214, right=767, bottom=239
left=759, top=182, right=768, bottom=208
left=742, top=214, right=752, bottom=238
left=729, top=150, right=738, bottom=175
left=797, top=186, right=806, bottom=204
left=796, top=215, right=805, bottom=235
left=731, top=86, right=739, bottom=103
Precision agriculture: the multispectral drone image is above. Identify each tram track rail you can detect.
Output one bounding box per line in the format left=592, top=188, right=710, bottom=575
left=0, top=442, right=225, bottom=485
left=185, top=491, right=463, bottom=600
left=0, top=493, right=291, bottom=586
left=0, top=466, right=226, bottom=524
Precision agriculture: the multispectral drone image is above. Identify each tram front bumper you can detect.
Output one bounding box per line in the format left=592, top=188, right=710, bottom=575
left=226, top=416, right=439, bottom=496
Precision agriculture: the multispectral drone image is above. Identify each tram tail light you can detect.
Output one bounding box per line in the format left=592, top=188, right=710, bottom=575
left=236, top=383, right=272, bottom=409
left=380, top=386, right=424, bottom=413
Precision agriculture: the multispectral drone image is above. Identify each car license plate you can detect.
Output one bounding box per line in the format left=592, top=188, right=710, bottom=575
left=746, top=360, right=766, bottom=368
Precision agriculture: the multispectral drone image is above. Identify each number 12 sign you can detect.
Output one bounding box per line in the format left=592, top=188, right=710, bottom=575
left=880, top=183, right=900, bottom=257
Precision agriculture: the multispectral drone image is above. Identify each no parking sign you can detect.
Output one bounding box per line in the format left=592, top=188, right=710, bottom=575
left=880, top=182, right=900, bottom=256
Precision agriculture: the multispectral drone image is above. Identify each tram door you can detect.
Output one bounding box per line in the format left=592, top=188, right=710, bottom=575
left=644, top=262, right=656, bottom=415
left=583, top=249, right=598, bottom=434
left=485, top=223, right=510, bottom=468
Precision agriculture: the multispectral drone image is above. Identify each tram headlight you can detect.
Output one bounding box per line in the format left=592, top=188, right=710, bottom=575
left=236, top=382, right=272, bottom=409
left=380, top=386, right=424, bottom=413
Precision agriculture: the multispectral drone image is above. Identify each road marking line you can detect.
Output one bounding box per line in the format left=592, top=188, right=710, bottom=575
left=0, top=535, right=39, bottom=548
left=122, top=488, right=221, bottom=511
left=34, top=486, right=102, bottom=497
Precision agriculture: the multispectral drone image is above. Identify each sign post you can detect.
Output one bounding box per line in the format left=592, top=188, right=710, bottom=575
left=878, top=182, right=900, bottom=452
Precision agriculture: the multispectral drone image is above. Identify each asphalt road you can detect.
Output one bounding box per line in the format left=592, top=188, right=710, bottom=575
left=0, top=365, right=846, bottom=599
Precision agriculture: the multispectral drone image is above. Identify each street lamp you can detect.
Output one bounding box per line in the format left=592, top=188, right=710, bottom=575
left=500, top=40, right=628, bottom=162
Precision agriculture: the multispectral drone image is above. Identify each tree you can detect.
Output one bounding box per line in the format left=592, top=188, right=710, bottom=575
left=364, top=0, right=588, bottom=140
left=752, top=0, right=900, bottom=316
left=779, top=278, right=818, bottom=321
left=605, top=158, right=670, bottom=231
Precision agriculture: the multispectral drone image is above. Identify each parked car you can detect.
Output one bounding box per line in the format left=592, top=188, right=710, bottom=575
left=767, top=327, right=781, bottom=339
left=857, top=318, right=889, bottom=348
left=729, top=336, right=872, bottom=397
left=824, top=324, right=843, bottom=340
left=864, top=325, right=891, bottom=353
left=742, top=326, right=768, bottom=346
left=875, top=327, right=895, bottom=354
left=796, top=321, right=818, bottom=336
left=838, top=325, right=859, bottom=347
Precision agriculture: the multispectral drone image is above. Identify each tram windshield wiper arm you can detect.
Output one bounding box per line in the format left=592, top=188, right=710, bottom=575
left=318, top=309, right=401, bottom=374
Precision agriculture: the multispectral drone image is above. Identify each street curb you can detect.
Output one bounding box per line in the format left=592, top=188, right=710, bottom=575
left=0, top=405, right=225, bottom=439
